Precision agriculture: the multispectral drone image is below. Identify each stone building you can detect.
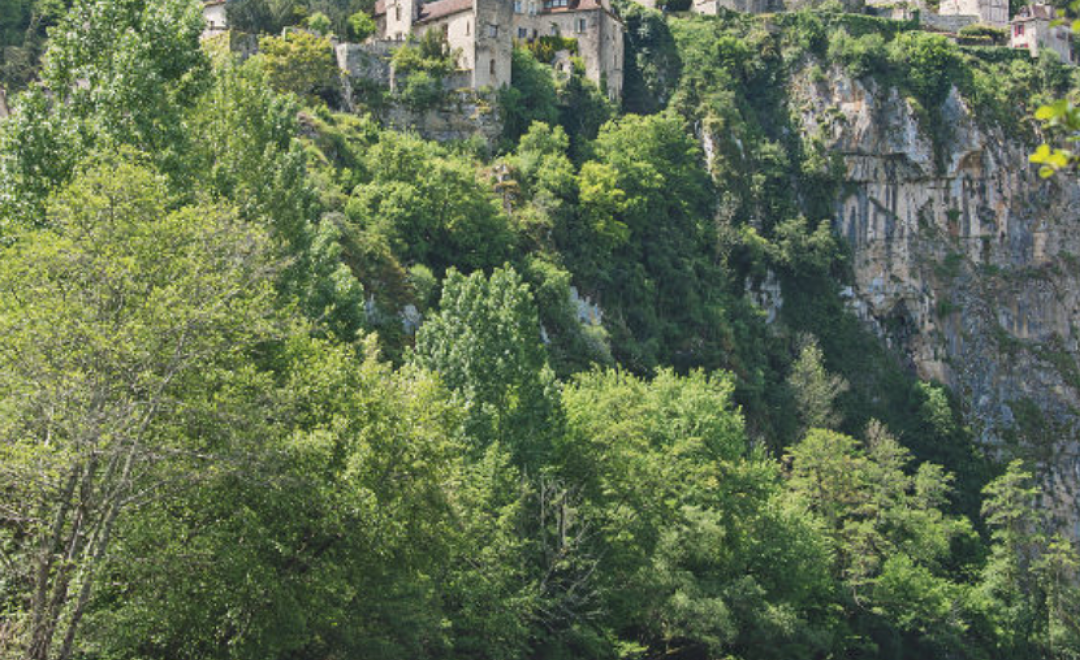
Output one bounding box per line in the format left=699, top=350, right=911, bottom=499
left=634, top=0, right=871, bottom=15
left=1010, top=4, right=1074, bottom=62
left=202, top=0, right=228, bottom=38
left=686, top=0, right=781, bottom=15
left=374, top=0, right=624, bottom=99
left=937, top=0, right=1008, bottom=27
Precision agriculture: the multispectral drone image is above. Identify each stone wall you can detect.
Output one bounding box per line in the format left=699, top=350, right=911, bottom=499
left=337, top=41, right=396, bottom=89
left=692, top=0, right=863, bottom=14
left=386, top=0, right=418, bottom=40
left=420, top=12, right=478, bottom=72
left=920, top=11, right=978, bottom=31
left=711, top=0, right=783, bottom=13
left=383, top=90, right=503, bottom=144
left=939, top=0, right=1008, bottom=27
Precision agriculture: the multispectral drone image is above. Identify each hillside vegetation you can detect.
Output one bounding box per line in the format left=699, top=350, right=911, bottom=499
left=1, top=1, right=1079, bottom=659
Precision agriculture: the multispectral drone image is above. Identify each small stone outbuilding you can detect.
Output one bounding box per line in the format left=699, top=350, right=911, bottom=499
left=1011, top=4, right=1074, bottom=63
left=202, top=0, right=228, bottom=39
left=937, top=0, right=1008, bottom=27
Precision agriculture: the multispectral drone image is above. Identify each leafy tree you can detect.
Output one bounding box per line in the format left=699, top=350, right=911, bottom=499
left=345, top=131, right=513, bottom=273
left=0, top=0, right=70, bottom=90
left=187, top=56, right=366, bottom=340
left=1029, top=0, right=1079, bottom=176
left=347, top=10, right=377, bottom=41
left=412, top=266, right=562, bottom=468
left=786, top=335, right=849, bottom=437
left=507, top=122, right=578, bottom=243
left=85, top=336, right=467, bottom=660
left=0, top=153, right=283, bottom=660
left=556, top=69, right=616, bottom=159
left=561, top=368, right=834, bottom=659
left=500, top=48, right=559, bottom=144
left=439, top=442, right=539, bottom=659
left=971, top=461, right=1080, bottom=658
left=391, top=29, right=456, bottom=77
left=1032, top=534, right=1080, bottom=657
left=785, top=425, right=975, bottom=656
left=576, top=162, right=629, bottom=255
left=228, top=0, right=373, bottom=36
left=0, top=0, right=209, bottom=228
left=1031, top=96, right=1080, bottom=176
left=886, top=31, right=961, bottom=108
left=572, top=112, right=734, bottom=371
left=827, top=30, right=890, bottom=79
left=227, top=0, right=308, bottom=34
left=305, top=10, right=333, bottom=35
left=257, top=30, right=341, bottom=104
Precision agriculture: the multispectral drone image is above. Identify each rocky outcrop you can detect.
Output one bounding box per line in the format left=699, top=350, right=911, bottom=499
left=336, top=42, right=503, bottom=145
left=792, top=65, right=1080, bottom=534
left=383, top=91, right=503, bottom=145
left=337, top=41, right=396, bottom=96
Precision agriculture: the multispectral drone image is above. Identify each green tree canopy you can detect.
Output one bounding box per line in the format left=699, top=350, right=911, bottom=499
left=412, top=266, right=562, bottom=468
left=0, top=152, right=283, bottom=660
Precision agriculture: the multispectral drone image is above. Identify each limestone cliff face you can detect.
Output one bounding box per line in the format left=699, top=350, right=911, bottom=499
left=793, top=65, right=1080, bottom=534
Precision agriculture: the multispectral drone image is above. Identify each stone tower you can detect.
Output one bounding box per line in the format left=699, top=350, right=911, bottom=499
left=471, top=0, right=513, bottom=88
left=938, top=0, right=1008, bottom=27
left=386, top=0, right=418, bottom=39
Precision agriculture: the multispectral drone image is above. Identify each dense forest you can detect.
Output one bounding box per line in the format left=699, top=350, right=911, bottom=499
left=1, top=0, right=1080, bottom=658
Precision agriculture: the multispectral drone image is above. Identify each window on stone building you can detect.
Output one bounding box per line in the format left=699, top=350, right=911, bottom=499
left=490, top=58, right=496, bottom=75
left=550, top=23, right=559, bottom=35
left=395, top=6, right=401, bottom=21
left=466, top=21, right=470, bottom=34
left=443, top=23, right=449, bottom=37
left=518, top=27, right=528, bottom=38
left=1015, top=23, right=1024, bottom=36
left=487, top=23, right=498, bottom=37
left=576, top=17, right=586, bottom=32
left=515, top=0, right=523, bottom=12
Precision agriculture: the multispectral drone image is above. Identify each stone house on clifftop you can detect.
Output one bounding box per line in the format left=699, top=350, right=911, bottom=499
left=373, top=0, right=624, bottom=99
left=202, top=0, right=228, bottom=38
left=937, top=0, right=1008, bottom=27
left=1010, top=4, right=1075, bottom=63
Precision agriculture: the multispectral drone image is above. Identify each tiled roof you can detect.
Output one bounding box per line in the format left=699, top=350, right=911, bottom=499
left=1014, top=4, right=1056, bottom=21
left=542, top=0, right=620, bottom=19
left=374, top=0, right=618, bottom=21
left=568, top=0, right=608, bottom=11
left=375, top=0, right=474, bottom=20
left=418, top=0, right=473, bottom=22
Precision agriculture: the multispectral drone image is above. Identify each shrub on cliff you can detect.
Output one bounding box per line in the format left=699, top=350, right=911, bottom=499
left=348, top=10, right=377, bottom=41
left=257, top=31, right=341, bottom=105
